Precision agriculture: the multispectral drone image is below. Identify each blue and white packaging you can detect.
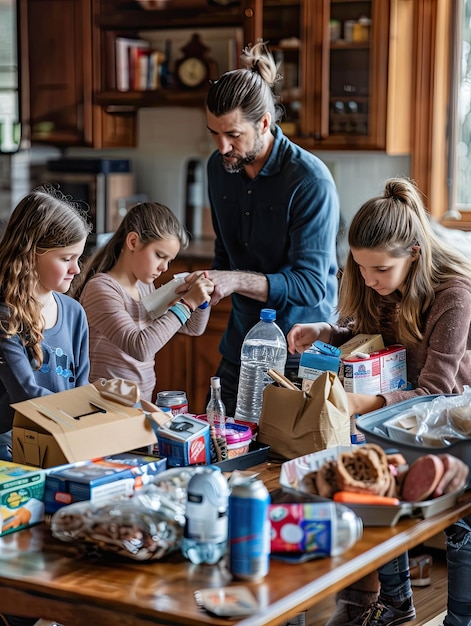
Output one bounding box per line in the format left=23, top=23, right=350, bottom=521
left=44, top=453, right=167, bottom=513
left=298, top=341, right=341, bottom=382
left=157, top=414, right=210, bottom=467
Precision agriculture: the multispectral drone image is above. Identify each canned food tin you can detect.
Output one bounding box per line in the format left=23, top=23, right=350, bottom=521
left=156, top=391, right=189, bottom=416
left=228, top=478, right=270, bottom=581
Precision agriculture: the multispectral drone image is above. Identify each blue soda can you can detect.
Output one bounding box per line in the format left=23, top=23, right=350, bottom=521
left=228, top=477, right=270, bottom=581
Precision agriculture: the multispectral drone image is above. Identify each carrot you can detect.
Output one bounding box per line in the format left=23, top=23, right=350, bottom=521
left=333, top=491, right=400, bottom=506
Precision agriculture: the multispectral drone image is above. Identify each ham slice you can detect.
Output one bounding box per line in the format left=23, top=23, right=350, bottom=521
left=401, top=454, right=445, bottom=502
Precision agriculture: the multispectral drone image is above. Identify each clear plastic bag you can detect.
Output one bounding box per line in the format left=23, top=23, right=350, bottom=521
left=413, top=387, right=471, bottom=445
left=51, top=467, right=197, bottom=560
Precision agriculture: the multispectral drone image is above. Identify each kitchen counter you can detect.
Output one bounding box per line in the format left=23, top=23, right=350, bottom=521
left=179, top=236, right=215, bottom=261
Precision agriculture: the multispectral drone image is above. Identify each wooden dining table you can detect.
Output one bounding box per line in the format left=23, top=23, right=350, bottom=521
left=0, top=460, right=469, bottom=626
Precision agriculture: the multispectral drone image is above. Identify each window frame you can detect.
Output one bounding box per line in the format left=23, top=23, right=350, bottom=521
left=411, top=0, right=471, bottom=230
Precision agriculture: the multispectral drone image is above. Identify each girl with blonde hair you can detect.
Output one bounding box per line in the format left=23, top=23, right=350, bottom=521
left=288, top=177, right=471, bottom=626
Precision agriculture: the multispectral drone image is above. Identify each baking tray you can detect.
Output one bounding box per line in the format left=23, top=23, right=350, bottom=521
left=279, top=445, right=464, bottom=527
left=215, top=441, right=270, bottom=472
left=355, top=395, right=471, bottom=465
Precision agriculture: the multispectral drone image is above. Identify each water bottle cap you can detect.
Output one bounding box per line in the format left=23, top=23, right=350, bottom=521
left=260, top=308, right=276, bottom=322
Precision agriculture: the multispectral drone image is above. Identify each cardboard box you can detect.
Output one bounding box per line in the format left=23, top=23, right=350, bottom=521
left=157, top=414, right=210, bottom=467
left=12, top=383, right=157, bottom=468
left=269, top=501, right=359, bottom=555
left=44, top=452, right=167, bottom=514
left=339, top=334, right=385, bottom=359
left=0, top=460, right=46, bottom=536
left=298, top=342, right=341, bottom=382
left=301, top=335, right=384, bottom=392
left=343, top=345, right=407, bottom=395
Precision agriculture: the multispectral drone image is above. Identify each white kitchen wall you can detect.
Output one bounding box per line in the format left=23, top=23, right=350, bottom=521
left=133, top=108, right=411, bottom=227
left=2, top=106, right=410, bottom=228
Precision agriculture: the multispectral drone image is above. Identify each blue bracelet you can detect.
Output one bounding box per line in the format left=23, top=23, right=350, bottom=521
left=169, top=302, right=191, bottom=325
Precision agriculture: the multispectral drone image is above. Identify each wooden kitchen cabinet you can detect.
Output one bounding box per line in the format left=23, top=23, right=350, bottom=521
left=20, top=0, right=412, bottom=152
left=243, top=0, right=413, bottom=153
left=153, top=245, right=230, bottom=416
left=18, top=0, right=136, bottom=147
left=94, top=0, right=413, bottom=152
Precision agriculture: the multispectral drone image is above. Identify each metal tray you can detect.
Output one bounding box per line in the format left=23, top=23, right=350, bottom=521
left=279, top=445, right=464, bottom=527
left=355, top=395, right=471, bottom=465
left=215, top=441, right=270, bottom=472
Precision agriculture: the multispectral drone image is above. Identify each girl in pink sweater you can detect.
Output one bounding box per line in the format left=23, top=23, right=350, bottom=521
left=71, top=202, right=213, bottom=402
left=288, top=177, right=471, bottom=626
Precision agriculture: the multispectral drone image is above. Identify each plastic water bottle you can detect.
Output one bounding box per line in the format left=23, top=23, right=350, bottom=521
left=234, top=308, right=287, bottom=423
left=269, top=500, right=363, bottom=557
left=181, top=466, right=230, bottom=565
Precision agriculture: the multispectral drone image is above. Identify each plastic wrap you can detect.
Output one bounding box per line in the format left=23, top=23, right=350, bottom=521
left=51, top=467, right=197, bottom=560
left=403, top=387, right=471, bottom=446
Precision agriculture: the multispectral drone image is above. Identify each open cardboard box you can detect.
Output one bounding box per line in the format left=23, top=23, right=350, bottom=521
left=11, top=382, right=157, bottom=468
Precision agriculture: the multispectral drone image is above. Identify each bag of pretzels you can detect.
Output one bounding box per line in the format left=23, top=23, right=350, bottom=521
left=258, top=371, right=351, bottom=461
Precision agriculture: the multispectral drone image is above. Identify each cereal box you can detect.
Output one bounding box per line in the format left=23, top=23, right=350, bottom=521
left=342, top=345, right=407, bottom=395
left=0, top=460, right=46, bottom=536
left=44, top=452, right=167, bottom=513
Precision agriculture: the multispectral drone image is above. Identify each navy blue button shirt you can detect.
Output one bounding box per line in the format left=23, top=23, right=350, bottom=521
left=208, top=125, right=340, bottom=367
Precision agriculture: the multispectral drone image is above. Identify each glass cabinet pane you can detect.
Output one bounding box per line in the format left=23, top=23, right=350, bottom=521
left=329, top=1, right=372, bottom=139
left=262, top=1, right=302, bottom=137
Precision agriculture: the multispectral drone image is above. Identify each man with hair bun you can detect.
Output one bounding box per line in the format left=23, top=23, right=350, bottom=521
left=187, top=40, right=340, bottom=416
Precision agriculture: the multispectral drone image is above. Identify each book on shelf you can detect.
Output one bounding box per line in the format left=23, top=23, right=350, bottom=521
left=115, top=37, right=167, bottom=91
left=115, top=37, right=150, bottom=91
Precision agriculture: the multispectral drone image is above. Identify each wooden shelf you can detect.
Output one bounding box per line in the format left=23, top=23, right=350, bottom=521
left=97, top=6, right=242, bottom=31
left=96, top=88, right=207, bottom=108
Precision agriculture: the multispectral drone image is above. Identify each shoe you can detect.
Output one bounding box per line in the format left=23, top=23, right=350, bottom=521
left=409, top=554, right=432, bottom=586
left=324, top=589, right=379, bottom=626
left=352, top=599, right=416, bottom=626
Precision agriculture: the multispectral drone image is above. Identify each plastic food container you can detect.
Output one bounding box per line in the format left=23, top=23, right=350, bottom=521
left=279, top=445, right=465, bottom=527
left=224, top=423, right=252, bottom=458
left=196, top=415, right=252, bottom=459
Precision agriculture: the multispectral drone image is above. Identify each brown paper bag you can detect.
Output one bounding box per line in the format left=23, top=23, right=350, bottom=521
left=258, top=371, right=351, bottom=460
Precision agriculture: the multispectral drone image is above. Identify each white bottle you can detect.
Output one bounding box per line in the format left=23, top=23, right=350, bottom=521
left=181, top=467, right=230, bottom=565
left=234, top=308, right=287, bottom=424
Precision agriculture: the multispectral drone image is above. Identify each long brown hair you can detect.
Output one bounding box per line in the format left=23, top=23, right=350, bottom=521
left=338, top=177, right=471, bottom=345
left=70, top=201, right=189, bottom=300
left=0, top=185, right=92, bottom=367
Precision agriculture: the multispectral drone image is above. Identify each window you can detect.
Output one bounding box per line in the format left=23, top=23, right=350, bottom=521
left=0, top=0, right=20, bottom=152
left=454, top=0, right=471, bottom=213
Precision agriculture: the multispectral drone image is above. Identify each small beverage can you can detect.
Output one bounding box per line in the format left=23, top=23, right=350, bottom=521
left=156, top=390, right=188, bottom=416
left=228, top=477, right=270, bottom=581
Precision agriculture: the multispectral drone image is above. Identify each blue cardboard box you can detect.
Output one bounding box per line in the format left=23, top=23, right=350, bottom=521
left=298, top=341, right=341, bottom=381
left=157, top=414, right=210, bottom=467
left=44, top=452, right=167, bottom=513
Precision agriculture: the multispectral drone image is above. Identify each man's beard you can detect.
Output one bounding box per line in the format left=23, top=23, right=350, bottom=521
left=220, top=135, right=263, bottom=173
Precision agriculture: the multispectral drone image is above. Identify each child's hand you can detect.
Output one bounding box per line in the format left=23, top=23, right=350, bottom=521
left=179, top=272, right=214, bottom=311
left=287, top=323, right=329, bottom=355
